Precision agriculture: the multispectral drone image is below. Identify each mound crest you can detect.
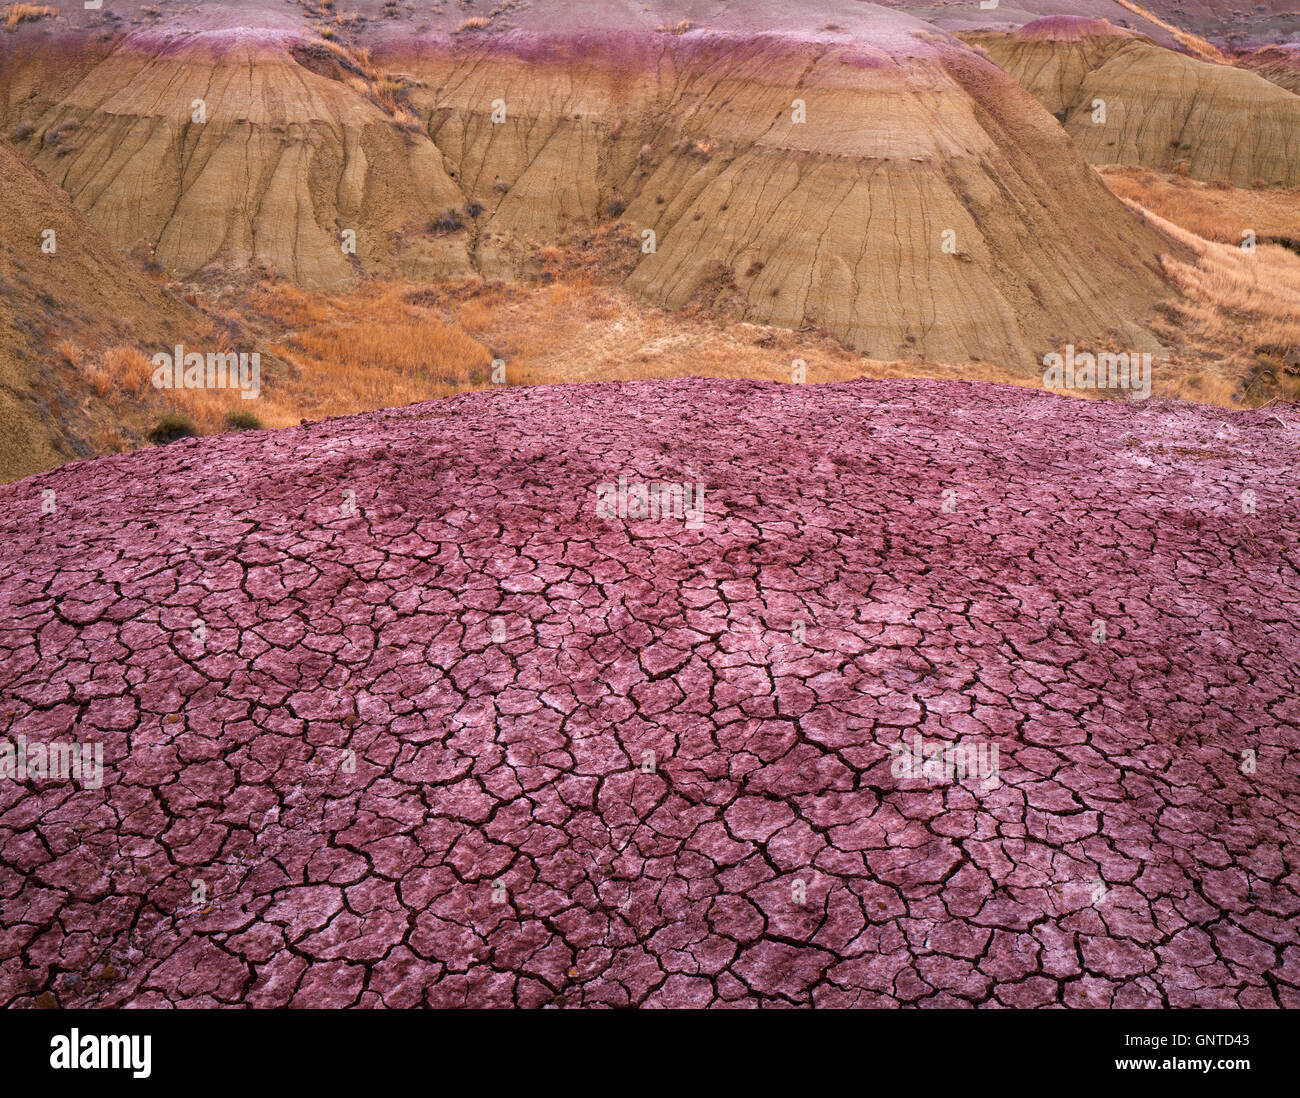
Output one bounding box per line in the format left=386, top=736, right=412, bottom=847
left=1012, top=16, right=1138, bottom=42
left=1240, top=43, right=1300, bottom=94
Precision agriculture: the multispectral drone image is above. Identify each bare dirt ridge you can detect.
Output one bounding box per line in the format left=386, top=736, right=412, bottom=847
left=0, top=378, right=1296, bottom=1007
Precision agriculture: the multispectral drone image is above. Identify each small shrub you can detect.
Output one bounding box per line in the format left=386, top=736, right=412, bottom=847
left=42, top=119, right=78, bottom=148
left=56, top=339, right=82, bottom=367
left=604, top=196, right=627, bottom=219
left=430, top=210, right=465, bottom=235
left=225, top=409, right=263, bottom=432
left=150, top=413, right=198, bottom=445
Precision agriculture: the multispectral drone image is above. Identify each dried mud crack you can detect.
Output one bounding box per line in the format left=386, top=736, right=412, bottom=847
left=0, top=378, right=1297, bottom=1008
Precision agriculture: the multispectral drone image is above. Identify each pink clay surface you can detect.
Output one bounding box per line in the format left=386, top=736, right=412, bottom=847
left=0, top=378, right=1297, bottom=1008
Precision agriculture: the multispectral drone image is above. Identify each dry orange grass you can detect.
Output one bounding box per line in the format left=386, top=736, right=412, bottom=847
left=236, top=281, right=493, bottom=424
left=2, top=4, right=54, bottom=30
left=1119, top=200, right=1300, bottom=405
left=1100, top=167, right=1300, bottom=246
left=90, top=344, right=247, bottom=431
left=1110, top=0, right=1226, bottom=63
left=399, top=278, right=1035, bottom=392
left=183, top=266, right=1037, bottom=443
left=73, top=181, right=1300, bottom=466
left=97, top=345, right=155, bottom=398
left=84, top=342, right=268, bottom=435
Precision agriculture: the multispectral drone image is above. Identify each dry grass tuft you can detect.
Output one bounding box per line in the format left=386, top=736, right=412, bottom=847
left=1121, top=200, right=1300, bottom=405
left=2, top=4, right=55, bottom=30
left=1111, top=0, right=1226, bottom=63
left=1100, top=167, right=1300, bottom=245
left=273, top=285, right=493, bottom=416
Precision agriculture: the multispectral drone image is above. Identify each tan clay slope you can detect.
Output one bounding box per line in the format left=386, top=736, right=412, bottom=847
left=396, top=21, right=1176, bottom=368
left=0, top=139, right=201, bottom=483
left=1, top=28, right=475, bottom=289
left=965, top=18, right=1300, bottom=187
left=1, top=6, right=1179, bottom=369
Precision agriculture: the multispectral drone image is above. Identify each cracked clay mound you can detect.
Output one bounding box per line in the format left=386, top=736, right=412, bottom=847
left=1, top=378, right=1299, bottom=1008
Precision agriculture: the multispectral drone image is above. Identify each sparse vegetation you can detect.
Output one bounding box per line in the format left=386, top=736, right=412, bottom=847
left=41, top=119, right=78, bottom=151
left=227, top=280, right=492, bottom=421
left=430, top=209, right=465, bottom=235
left=2, top=4, right=55, bottom=30
left=149, top=413, right=198, bottom=445
left=225, top=409, right=263, bottom=432
left=1118, top=196, right=1300, bottom=405
left=1100, top=166, right=1300, bottom=246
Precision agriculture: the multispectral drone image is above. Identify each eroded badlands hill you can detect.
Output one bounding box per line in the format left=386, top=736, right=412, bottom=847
left=1, top=379, right=1297, bottom=1007
left=915, top=0, right=1299, bottom=48
left=0, top=2, right=1179, bottom=369
left=966, top=17, right=1300, bottom=187
left=0, top=138, right=203, bottom=484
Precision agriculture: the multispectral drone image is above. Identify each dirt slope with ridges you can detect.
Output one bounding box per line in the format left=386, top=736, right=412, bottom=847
left=0, top=137, right=202, bottom=484
left=1238, top=42, right=1300, bottom=93
left=1, top=26, right=473, bottom=289
left=0, top=378, right=1297, bottom=1008
left=966, top=17, right=1300, bottom=187
left=1, top=3, right=1179, bottom=370
left=401, top=20, right=1176, bottom=368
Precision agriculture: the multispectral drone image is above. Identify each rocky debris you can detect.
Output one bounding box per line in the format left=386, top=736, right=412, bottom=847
left=0, top=377, right=1296, bottom=1007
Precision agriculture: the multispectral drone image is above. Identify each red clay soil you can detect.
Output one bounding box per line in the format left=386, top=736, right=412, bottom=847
left=0, top=378, right=1297, bottom=1008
